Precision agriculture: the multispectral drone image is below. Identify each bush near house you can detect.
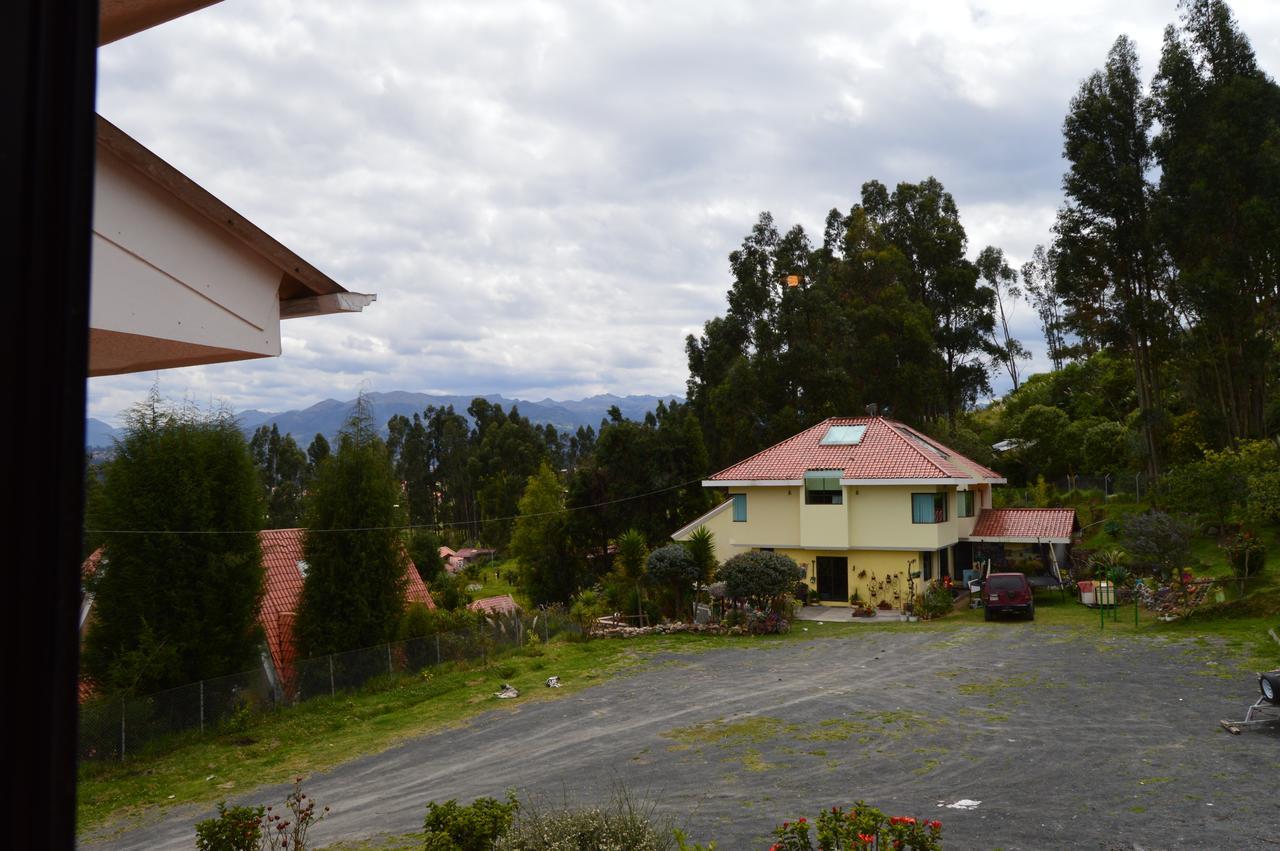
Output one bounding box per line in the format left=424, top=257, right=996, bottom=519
left=718, top=551, right=804, bottom=612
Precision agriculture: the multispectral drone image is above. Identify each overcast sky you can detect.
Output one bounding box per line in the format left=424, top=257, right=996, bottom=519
left=88, top=0, right=1280, bottom=424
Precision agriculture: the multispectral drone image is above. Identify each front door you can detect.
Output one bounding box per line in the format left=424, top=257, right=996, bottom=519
left=816, top=556, right=849, bottom=602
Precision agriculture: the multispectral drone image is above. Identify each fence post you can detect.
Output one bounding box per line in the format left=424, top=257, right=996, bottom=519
left=543, top=614, right=549, bottom=643
left=329, top=654, right=335, bottom=697
left=120, top=697, right=126, bottom=760
left=199, top=680, right=205, bottom=734
left=387, top=643, right=394, bottom=677
left=435, top=634, right=441, bottom=666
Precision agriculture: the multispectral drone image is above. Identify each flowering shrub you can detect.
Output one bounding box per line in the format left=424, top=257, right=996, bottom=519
left=769, top=803, right=942, bottom=850
left=918, top=583, right=955, bottom=620
left=194, top=778, right=328, bottom=851
left=195, top=802, right=264, bottom=851
left=262, top=778, right=329, bottom=850
left=746, top=609, right=790, bottom=635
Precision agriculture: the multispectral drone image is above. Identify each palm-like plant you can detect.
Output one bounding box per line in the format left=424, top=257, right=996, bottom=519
left=615, top=529, right=649, bottom=625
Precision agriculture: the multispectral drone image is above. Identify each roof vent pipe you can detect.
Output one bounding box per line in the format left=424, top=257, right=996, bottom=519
left=865, top=403, right=878, bottom=417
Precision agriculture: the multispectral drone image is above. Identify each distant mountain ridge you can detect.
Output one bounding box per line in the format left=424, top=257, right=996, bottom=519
left=86, top=392, right=683, bottom=447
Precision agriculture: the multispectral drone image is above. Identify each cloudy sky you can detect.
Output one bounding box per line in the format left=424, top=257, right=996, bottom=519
left=89, top=0, right=1280, bottom=424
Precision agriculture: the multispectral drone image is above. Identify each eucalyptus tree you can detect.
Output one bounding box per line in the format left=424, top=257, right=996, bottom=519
left=1152, top=0, right=1280, bottom=444
left=976, top=245, right=1030, bottom=391
left=1020, top=245, right=1070, bottom=371
left=863, top=178, right=997, bottom=425
left=1054, top=34, right=1169, bottom=479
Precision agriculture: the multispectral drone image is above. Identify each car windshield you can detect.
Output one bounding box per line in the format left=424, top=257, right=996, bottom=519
left=988, top=575, right=1025, bottom=591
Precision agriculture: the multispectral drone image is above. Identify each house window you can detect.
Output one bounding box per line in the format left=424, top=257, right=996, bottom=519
left=958, top=490, right=975, bottom=517
left=804, top=471, right=843, bottom=505
left=731, top=493, right=747, bottom=522
left=911, top=492, right=947, bottom=523
left=921, top=550, right=933, bottom=581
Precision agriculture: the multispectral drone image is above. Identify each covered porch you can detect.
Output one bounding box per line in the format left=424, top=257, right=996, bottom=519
left=958, top=508, right=1081, bottom=589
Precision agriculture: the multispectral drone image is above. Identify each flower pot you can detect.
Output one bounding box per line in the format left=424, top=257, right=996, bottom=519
left=908, top=615, right=919, bottom=622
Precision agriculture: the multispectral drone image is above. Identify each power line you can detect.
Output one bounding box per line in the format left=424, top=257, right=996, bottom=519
left=83, top=474, right=712, bottom=536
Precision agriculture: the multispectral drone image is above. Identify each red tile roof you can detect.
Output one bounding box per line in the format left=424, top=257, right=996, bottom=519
left=707, top=417, right=1003, bottom=482
left=469, top=594, right=520, bottom=616
left=80, top=533, right=436, bottom=699
left=258, top=529, right=435, bottom=694
left=967, top=508, right=1079, bottom=542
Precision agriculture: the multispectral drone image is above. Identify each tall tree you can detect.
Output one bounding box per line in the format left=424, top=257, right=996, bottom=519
left=510, top=462, right=583, bottom=604
left=976, top=245, right=1030, bottom=391
left=1152, top=0, right=1280, bottom=445
left=294, top=396, right=408, bottom=656
left=249, top=423, right=307, bottom=528
left=387, top=412, right=434, bottom=526
left=83, top=396, right=264, bottom=693
left=1021, top=245, right=1070, bottom=371
left=867, top=178, right=998, bottom=425
left=1055, top=35, right=1169, bottom=479
left=306, top=432, right=330, bottom=474
left=467, top=401, right=548, bottom=548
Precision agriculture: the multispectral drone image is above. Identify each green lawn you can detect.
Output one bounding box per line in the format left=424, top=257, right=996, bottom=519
left=460, top=558, right=524, bottom=604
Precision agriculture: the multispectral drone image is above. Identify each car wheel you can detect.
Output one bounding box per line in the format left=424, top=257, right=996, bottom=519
left=1026, top=602, right=1035, bottom=621
left=984, top=607, right=993, bottom=622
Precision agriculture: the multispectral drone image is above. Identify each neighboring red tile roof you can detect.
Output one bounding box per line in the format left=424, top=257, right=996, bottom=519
left=80, top=533, right=436, bottom=699
left=258, top=529, right=435, bottom=694
left=439, top=546, right=456, bottom=558
left=469, top=594, right=520, bottom=616
left=82, top=548, right=104, bottom=581
left=968, top=508, right=1079, bottom=542
left=456, top=547, right=496, bottom=560
left=707, top=417, right=1003, bottom=482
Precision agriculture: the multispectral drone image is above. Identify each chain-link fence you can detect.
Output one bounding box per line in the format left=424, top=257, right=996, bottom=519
left=79, top=608, right=579, bottom=762
left=996, top=472, right=1152, bottom=506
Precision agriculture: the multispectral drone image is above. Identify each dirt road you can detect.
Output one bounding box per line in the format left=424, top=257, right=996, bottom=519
left=83, top=625, right=1279, bottom=849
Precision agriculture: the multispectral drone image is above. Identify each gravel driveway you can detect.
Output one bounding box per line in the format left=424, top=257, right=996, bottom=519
left=83, top=625, right=1279, bottom=850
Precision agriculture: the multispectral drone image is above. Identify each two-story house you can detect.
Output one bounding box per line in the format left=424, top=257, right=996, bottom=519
left=673, top=417, right=1076, bottom=608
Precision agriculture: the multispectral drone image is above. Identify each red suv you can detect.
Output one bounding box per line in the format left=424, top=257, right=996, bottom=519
left=983, top=573, right=1035, bottom=621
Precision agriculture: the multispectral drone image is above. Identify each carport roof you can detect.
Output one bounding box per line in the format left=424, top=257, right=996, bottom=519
left=965, top=508, right=1080, bottom=544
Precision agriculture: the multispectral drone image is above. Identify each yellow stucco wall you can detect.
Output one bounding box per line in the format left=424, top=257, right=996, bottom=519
left=783, top=548, right=932, bottom=608
left=847, top=485, right=954, bottom=549
left=800, top=496, right=849, bottom=548
left=679, top=485, right=982, bottom=550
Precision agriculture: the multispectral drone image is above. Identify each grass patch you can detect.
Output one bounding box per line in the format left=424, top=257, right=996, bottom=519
left=78, top=636, right=650, bottom=835
left=663, top=715, right=799, bottom=748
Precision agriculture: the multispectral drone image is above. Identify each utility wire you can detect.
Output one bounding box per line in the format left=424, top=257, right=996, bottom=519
left=83, top=474, right=713, bottom=536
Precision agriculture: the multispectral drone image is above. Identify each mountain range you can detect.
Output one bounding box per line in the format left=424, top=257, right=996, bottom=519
left=86, top=391, right=683, bottom=447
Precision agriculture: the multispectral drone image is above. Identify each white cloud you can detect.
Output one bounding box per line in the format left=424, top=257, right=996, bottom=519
left=88, top=0, right=1280, bottom=422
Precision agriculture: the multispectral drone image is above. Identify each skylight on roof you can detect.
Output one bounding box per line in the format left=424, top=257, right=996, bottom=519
left=820, top=424, right=867, bottom=445
left=895, top=426, right=949, bottom=458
